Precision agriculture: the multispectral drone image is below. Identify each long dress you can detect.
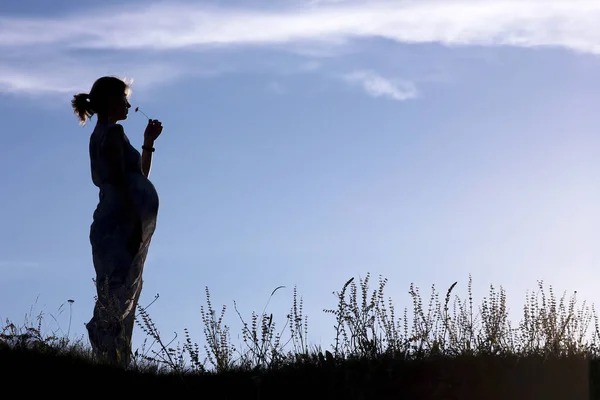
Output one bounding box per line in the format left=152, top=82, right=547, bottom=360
left=85, top=121, right=159, bottom=367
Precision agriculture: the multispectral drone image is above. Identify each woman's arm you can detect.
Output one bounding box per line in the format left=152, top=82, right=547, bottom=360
left=141, top=138, right=154, bottom=178
left=141, top=119, right=163, bottom=179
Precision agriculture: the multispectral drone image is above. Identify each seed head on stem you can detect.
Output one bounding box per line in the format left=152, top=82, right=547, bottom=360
left=134, top=106, right=150, bottom=120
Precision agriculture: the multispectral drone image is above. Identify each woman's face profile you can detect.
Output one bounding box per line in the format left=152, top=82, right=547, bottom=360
left=110, top=91, right=131, bottom=121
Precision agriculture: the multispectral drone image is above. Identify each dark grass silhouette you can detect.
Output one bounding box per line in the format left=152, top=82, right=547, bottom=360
left=2, top=273, right=599, bottom=399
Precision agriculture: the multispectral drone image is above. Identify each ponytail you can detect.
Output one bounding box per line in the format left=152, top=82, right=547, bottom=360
left=71, top=93, right=95, bottom=125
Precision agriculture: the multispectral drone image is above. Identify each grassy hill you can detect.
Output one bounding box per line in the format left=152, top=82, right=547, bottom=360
left=2, top=273, right=599, bottom=399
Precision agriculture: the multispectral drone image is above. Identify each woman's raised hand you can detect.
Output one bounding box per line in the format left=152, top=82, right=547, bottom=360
left=144, top=119, right=163, bottom=142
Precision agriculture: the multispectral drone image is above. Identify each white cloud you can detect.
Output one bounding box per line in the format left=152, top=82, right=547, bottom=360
left=298, top=61, right=321, bottom=73
left=0, top=70, right=76, bottom=95
left=1, top=1, right=599, bottom=54
left=306, top=0, right=354, bottom=6
left=0, top=261, right=42, bottom=281
left=0, top=54, right=219, bottom=99
left=1, top=0, right=599, bottom=97
left=343, top=71, right=418, bottom=101
left=267, top=81, right=287, bottom=95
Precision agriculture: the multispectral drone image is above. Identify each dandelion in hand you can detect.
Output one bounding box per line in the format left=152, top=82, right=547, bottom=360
left=135, top=106, right=150, bottom=120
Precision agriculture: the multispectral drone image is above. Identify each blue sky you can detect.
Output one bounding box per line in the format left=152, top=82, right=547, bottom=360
left=1, top=0, right=600, bottom=356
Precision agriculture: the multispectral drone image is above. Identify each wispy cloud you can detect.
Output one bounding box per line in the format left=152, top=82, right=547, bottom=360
left=0, top=261, right=42, bottom=281
left=0, top=52, right=220, bottom=98
left=266, top=81, right=287, bottom=95
left=1, top=1, right=599, bottom=53
left=1, top=0, right=599, bottom=96
left=343, top=70, right=418, bottom=101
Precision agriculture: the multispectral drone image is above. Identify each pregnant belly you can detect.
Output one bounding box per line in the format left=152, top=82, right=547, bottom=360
left=91, top=176, right=159, bottom=253
left=128, top=173, right=160, bottom=220
left=94, top=175, right=159, bottom=223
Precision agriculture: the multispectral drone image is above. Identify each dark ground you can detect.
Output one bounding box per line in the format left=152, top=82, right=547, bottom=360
left=1, top=346, right=597, bottom=399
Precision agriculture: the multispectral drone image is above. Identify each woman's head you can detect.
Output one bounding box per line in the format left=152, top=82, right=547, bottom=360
left=71, top=76, right=132, bottom=125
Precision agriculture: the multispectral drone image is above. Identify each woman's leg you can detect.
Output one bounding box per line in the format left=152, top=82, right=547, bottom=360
left=87, top=219, right=140, bottom=367
left=117, top=219, right=149, bottom=366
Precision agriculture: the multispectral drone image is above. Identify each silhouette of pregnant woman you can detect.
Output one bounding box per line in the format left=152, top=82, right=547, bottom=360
left=71, top=76, right=163, bottom=367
